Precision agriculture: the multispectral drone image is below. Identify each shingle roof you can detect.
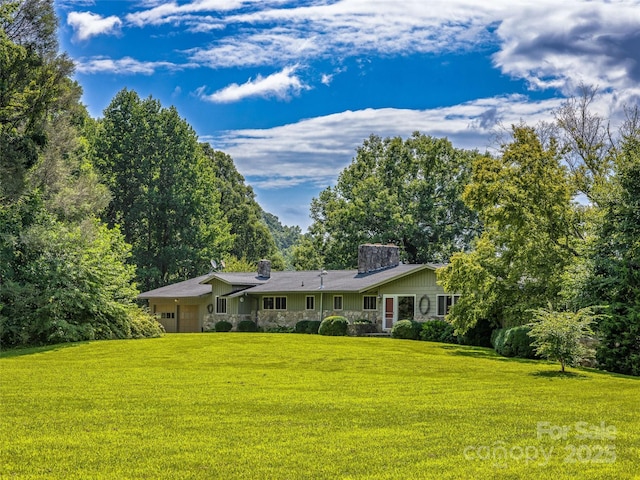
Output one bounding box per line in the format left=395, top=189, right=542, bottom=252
left=138, top=264, right=441, bottom=300
left=202, top=272, right=272, bottom=286
left=138, top=275, right=212, bottom=299
left=207, top=264, right=436, bottom=297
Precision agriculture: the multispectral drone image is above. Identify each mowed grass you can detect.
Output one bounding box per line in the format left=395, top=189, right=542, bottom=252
left=1, top=335, right=639, bottom=479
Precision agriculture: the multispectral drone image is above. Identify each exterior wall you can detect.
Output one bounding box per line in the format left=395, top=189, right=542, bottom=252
left=378, top=268, right=445, bottom=322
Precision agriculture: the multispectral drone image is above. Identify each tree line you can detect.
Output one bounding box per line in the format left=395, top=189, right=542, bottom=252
left=2, top=0, right=639, bottom=377
left=0, top=0, right=298, bottom=347
left=300, top=88, right=640, bottom=376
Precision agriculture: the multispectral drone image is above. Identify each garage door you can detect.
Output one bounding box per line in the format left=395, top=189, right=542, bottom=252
left=179, top=305, right=200, bottom=332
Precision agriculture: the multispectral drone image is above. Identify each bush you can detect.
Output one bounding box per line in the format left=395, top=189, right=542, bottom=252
left=491, top=328, right=506, bottom=351
left=237, top=320, right=258, bottom=332
left=457, top=317, right=494, bottom=347
left=392, top=320, right=420, bottom=340
left=129, top=307, right=165, bottom=339
left=318, top=316, right=349, bottom=336
left=420, top=319, right=456, bottom=343
left=492, top=326, right=536, bottom=358
left=348, top=323, right=378, bottom=336
left=294, top=320, right=310, bottom=333
left=353, top=319, right=372, bottom=324
left=305, top=320, right=321, bottom=334
left=264, top=325, right=294, bottom=333
left=214, top=320, right=233, bottom=332
left=294, top=320, right=321, bottom=334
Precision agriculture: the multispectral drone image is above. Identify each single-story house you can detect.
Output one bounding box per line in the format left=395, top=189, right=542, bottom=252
left=138, top=244, right=459, bottom=333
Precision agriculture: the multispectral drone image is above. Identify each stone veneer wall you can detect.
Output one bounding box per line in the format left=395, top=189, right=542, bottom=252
left=358, top=244, right=400, bottom=273
left=203, top=314, right=253, bottom=331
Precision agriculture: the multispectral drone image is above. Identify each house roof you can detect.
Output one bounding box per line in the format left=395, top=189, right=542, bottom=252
left=138, top=263, right=442, bottom=300
left=202, top=272, right=272, bottom=286
left=138, top=274, right=212, bottom=299
left=207, top=264, right=437, bottom=297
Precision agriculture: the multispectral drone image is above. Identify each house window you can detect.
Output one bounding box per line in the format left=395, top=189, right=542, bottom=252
left=306, top=295, right=315, bottom=310
left=363, top=296, right=377, bottom=311
left=263, top=296, right=287, bottom=310
left=216, top=297, right=227, bottom=314
left=333, top=295, right=343, bottom=311
left=437, top=294, right=461, bottom=316
left=160, top=312, right=175, bottom=319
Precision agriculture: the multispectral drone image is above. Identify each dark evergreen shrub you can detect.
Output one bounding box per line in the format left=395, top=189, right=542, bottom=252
left=318, top=316, right=349, bottom=336
left=410, top=321, right=424, bottom=339
left=491, top=328, right=506, bottom=351
left=457, top=317, right=494, bottom=347
left=294, top=320, right=310, bottom=333
left=596, top=304, right=640, bottom=376
left=305, top=320, right=321, bottom=334
left=506, top=326, right=536, bottom=358
left=237, top=320, right=258, bottom=332
left=214, top=320, right=233, bottom=332
left=420, top=319, right=457, bottom=343
left=492, top=326, right=536, bottom=358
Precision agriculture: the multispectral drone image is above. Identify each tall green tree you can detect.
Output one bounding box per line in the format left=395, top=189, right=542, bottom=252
left=290, top=233, right=325, bottom=271
left=307, top=133, right=481, bottom=269
left=262, top=210, right=301, bottom=252
left=0, top=0, right=73, bottom=201
left=94, top=90, right=232, bottom=290
left=587, top=132, right=640, bottom=375
left=0, top=2, right=163, bottom=346
left=201, top=145, right=284, bottom=268
left=438, top=126, right=579, bottom=333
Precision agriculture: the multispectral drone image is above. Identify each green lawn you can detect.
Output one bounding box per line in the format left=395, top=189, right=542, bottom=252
left=1, top=334, right=639, bottom=479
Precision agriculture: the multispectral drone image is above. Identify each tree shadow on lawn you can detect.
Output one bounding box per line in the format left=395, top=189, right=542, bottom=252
left=429, top=345, right=640, bottom=381
left=0, top=342, right=86, bottom=359
left=441, top=344, right=539, bottom=365
left=530, top=370, right=590, bottom=379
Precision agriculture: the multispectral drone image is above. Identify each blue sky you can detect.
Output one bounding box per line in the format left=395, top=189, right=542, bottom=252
left=55, top=0, right=640, bottom=229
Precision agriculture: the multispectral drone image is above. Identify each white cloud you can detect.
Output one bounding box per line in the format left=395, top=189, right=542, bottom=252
left=188, top=0, right=505, bottom=68
left=493, top=1, right=640, bottom=95
left=75, top=56, right=188, bottom=75
left=208, top=94, right=566, bottom=189
left=198, top=65, right=308, bottom=103
left=66, top=1, right=640, bottom=105
left=67, top=11, right=122, bottom=40
left=125, top=0, right=249, bottom=27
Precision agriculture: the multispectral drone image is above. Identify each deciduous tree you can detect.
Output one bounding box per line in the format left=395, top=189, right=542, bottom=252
left=0, top=0, right=74, bottom=201
left=307, top=133, right=481, bottom=268
left=528, top=305, right=600, bottom=372
left=438, top=126, right=579, bottom=333
left=94, top=90, right=232, bottom=290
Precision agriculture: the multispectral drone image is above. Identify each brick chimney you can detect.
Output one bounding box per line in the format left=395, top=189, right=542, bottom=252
left=357, top=244, right=400, bottom=274
left=257, top=259, right=271, bottom=278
